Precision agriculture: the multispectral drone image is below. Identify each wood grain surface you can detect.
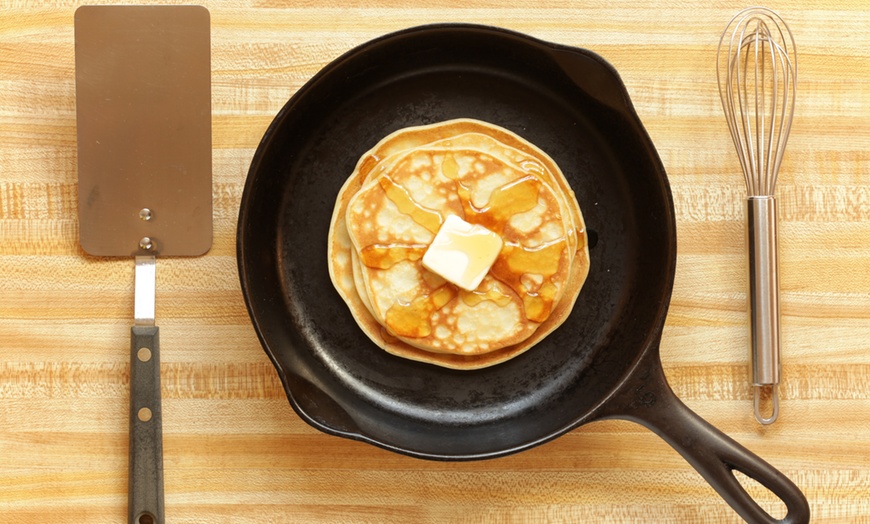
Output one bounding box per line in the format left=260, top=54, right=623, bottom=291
left=2, top=1, right=869, bottom=522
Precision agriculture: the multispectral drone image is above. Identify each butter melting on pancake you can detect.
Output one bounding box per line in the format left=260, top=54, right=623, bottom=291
left=327, top=118, right=590, bottom=369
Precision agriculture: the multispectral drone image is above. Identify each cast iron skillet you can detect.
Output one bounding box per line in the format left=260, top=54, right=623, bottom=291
left=237, top=24, right=809, bottom=523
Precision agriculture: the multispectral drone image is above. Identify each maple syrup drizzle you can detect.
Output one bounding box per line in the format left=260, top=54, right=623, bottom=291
left=576, top=227, right=587, bottom=250
left=440, top=153, right=542, bottom=233
left=378, top=175, right=443, bottom=234
left=520, top=160, right=545, bottom=176
left=463, top=176, right=542, bottom=234
left=441, top=152, right=461, bottom=179
left=489, top=238, right=568, bottom=323
left=357, top=153, right=382, bottom=180
left=500, top=238, right=566, bottom=275
left=460, top=285, right=512, bottom=308
left=359, top=244, right=427, bottom=269
left=384, top=284, right=457, bottom=338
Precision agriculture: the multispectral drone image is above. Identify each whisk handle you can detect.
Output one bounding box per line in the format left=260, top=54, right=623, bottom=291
left=748, top=196, right=782, bottom=423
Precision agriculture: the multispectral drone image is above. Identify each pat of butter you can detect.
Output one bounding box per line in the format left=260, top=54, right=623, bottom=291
left=422, top=214, right=503, bottom=291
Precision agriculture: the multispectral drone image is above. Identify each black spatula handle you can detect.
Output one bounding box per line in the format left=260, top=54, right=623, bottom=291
left=129, top=325, right=164, bottom=524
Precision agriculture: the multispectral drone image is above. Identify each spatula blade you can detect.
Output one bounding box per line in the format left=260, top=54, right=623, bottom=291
left=75, top=5, right=212, bottom=257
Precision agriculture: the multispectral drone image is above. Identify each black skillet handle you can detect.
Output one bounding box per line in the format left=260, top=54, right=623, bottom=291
left=129, top=325, right=165, bottom=524
left=597, top=347, right=809, bottom=524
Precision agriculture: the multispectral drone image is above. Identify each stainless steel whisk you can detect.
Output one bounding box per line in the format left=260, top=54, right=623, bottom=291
left=717, top=7, right=796, bottom=425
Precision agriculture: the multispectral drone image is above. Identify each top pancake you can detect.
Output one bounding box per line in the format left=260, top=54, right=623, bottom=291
left=328, top=118, right=590, bottom=369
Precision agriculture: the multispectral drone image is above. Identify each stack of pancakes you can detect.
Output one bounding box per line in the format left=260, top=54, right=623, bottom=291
left=328, top=119, right=589, bottom=369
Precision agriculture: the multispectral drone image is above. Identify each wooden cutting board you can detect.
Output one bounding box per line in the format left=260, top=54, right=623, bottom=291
left=2, top=1, right=869, bottom=522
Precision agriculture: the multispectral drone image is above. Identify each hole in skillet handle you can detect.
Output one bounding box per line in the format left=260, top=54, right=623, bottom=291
left=596, top=346, right=810, bottom=524
left=734, top=471, right=788, bottom=520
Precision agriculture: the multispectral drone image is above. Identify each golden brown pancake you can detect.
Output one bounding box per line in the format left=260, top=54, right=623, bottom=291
left=328, top=119, right=589, bottom=369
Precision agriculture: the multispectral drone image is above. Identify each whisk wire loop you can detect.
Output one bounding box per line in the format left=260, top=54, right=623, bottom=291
left=717, top=7, right=796, bottom=197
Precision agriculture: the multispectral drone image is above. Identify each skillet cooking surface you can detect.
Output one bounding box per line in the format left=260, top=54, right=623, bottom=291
left=238, top=24, right=675, bottom=459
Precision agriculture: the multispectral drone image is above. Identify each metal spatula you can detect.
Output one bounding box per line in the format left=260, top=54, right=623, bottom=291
left=74, top=6, right=212, bottom=523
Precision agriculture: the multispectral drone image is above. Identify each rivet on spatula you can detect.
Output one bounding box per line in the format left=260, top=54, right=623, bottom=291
left=139, top=237, right=153, bottom=250
left=139, top=208, right=153, bottom=221
left=137, top=347, right=152, bottom=362
left=137, top=407, right=153, bottom=422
